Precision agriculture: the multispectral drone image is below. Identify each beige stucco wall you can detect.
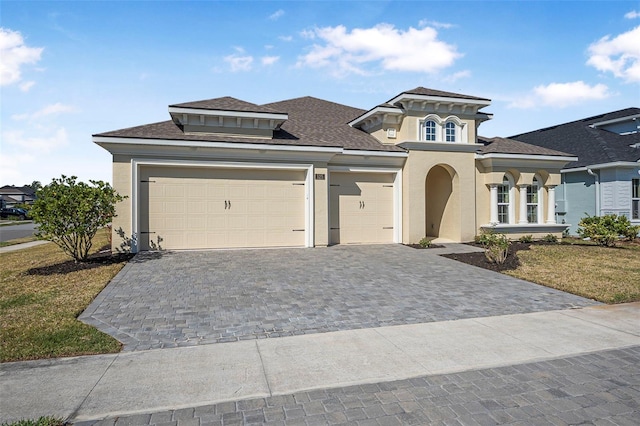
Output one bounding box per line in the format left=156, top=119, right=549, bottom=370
left=403, top=150, right=477, bottom=243
left=369, top=112, right=478, bottom=145
left=313, top=164, right=329, bottom=246
left=111, top=156, right=132, bottom=251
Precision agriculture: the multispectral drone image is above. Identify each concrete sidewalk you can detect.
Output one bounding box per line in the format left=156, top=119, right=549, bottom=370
left=1, top=303, right=638, bottom=423
left=0, top=240, right=49, bottom=253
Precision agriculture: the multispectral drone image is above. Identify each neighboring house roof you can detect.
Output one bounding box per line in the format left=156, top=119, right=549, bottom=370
left=0, top=185, right=36, bottom=197
left=169, top=96, right=285, bottom=114
left=478, top=137, right=574, bottom=157
left=511, top=108, right=640, bottom=169
left=95, top=96, right=406, bottom=152
left=399, top=87, right=491, bottom=102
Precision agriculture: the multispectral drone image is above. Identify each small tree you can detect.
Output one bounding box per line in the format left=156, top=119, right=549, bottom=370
left=31, top=175, right=125, bottom=262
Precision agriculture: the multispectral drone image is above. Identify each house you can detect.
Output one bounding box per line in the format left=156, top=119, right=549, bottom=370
left=0, top=185, right=36, bottom=208
left=94, top=87, right=576, bottom=252
left=512, top=108, right=640, bottom=235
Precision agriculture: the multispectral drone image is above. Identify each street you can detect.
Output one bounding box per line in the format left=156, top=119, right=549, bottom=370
left=0, top=222, right=37, bottom=242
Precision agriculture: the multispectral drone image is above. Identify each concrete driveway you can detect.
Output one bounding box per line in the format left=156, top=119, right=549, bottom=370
left=80, top=244, right=598, bottom=351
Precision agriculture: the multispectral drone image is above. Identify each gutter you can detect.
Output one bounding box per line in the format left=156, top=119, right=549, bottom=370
left=587, top=169, right=600, bottom=216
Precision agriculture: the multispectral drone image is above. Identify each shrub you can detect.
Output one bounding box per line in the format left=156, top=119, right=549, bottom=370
left=1, top=417, right=65, bottom=426
left=418, top=237, right=432, bottom=248
left=30, top=175, right=125, bottom=262
left=578, top=214, right=639, bottom=247
left=479, top=231, right=510, bottom=264
left=542, top=233, right=558, bottom=243
left=519, top=235, right=533, bottom=243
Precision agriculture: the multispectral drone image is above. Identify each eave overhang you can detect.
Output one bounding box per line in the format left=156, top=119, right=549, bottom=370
left=476, top=153, right=578, bottom=170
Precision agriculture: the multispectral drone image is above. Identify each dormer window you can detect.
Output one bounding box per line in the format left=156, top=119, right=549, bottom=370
left=424, top=120, right=436, bottom=141
left=445, top=122, right=456, bottom=142
left=419, top=115, right=468, bottom=143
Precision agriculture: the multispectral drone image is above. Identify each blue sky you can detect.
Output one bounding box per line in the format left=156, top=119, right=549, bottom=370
left=2, top=1, right=639, bottom=185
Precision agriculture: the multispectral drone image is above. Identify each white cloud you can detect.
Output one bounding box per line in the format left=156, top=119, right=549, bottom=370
left=297, top=23, right=461, bottom=76
left=11, top=102, right=75, bottom=121
left=587, top=25, right=640, bottom=82
left=0, top=27, right=44, bottom=86
left=224, top=53, right=253, bottom=72
left=3, top=127, right=69, bottom=153
left=443, top=70, right=471, bottom=83
left=418, top=19, right=454, bottom=29
left=624, top=10, right=640, bottom=19
left=509, top=81, right=610, bottom=109
left=19, top=81, right=35, bottom=92
left=269, top=9, right=284, bottom=21
left=261, top=56, right=279, bottom=66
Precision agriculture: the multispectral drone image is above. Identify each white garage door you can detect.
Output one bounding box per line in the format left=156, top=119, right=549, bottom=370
left=329, top=172, right=395, bottom=244
left=139, top=166, right=306, bottom=250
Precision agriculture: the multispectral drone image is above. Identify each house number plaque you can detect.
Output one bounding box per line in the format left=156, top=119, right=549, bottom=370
left=315, top=173, right=326, bottom=180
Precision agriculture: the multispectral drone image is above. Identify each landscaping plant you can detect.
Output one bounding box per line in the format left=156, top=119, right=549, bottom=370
left=578, top=214, right=640, bottom=247
left=418, top=237, right=432, bottom=248
left=30, top=175, right=125, bottom=262
left=478, top=230, right=510, bottom=264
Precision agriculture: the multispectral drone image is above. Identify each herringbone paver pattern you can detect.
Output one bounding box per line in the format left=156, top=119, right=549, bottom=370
left=80, top=245, right=598, bottom=351
left=77, top=345, right=640, bottom=425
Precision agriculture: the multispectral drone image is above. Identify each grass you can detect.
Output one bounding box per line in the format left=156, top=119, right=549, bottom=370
left=0, top=235, right=38, bottom=248
left=504, top=240, right=640, bottom=304
left=1, top=417, right=65, bottom=426
left=0, top=229, right=127, bottom=362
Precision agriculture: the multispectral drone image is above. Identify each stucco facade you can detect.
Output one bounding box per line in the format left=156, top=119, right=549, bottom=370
left=97, top=88, right=574, bottom=252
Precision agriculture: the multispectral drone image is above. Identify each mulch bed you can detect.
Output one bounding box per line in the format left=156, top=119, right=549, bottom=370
left=441, top=242, right=535, bottom=272
left=26, top=247, right=134, bottom=276
left=404, top=243, right=445, bottom=249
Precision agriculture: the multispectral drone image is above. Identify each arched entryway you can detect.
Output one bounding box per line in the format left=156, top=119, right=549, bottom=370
left=425, top=164, right=459, bottom=241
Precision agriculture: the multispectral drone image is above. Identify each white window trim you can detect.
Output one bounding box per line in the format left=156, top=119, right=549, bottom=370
left=527, top=177, right=545, bottom=224
left=418, top=114, right=467, bottom=143
left=632, top=178, right=640, bottom=221
left=496, top=174, right=516, bottom=225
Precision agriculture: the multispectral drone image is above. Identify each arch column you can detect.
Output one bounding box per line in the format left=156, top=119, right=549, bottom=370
left=518, top=185, right=529, bottom=224
left=546, top=186, right=556, bottom=224
left=489, top=184, right=498, bottom=223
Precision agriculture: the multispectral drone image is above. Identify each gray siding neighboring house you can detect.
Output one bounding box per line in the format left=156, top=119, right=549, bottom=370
left=513, top=108, right=640, bottom=235
left=0, top=186, right=36, bottom=208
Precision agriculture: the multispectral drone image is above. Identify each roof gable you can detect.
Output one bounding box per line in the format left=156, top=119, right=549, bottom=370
left=511, top=108, right=640, bottom=168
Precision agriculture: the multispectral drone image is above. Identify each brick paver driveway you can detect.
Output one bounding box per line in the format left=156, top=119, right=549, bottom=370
left=80, top=244, right=598, bottom=351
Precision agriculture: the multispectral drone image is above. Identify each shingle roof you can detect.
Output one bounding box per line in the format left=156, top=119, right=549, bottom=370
left=398, top=87, right=491, bottom=102
left=169, top=96, right=285, bottom=114
left=95, top=96, right=405, bottom=153
left=511, top=108, right=640, bottom=169
left=478, top=137, right=573, bottom=157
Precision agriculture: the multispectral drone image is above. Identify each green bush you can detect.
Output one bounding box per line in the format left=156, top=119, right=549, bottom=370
left=30, top=175, right=125, bottom=262
left=479, top=231, right=510, bottom=264
left=519, top=235, right=533, bottom=243
left=1, top=417, right=65, bottom=426
left=542, top=233, right=558, bottom=243
left=577, top=214, right=639, bottom=247
left=418, top=237, right=432, bottom=248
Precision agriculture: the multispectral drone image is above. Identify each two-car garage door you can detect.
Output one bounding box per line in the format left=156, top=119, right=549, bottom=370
left=139, top=166, right=306, bottom=250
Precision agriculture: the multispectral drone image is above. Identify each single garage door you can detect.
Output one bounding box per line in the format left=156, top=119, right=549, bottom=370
left=139, top=166, right=306, bottom=250
left=329, top=172, right=395, bottom=244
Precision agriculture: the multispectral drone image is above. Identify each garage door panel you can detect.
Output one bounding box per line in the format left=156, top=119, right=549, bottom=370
left=139, top=166, right=306, bottom=250
left=329, top=172, right=394, bottom=245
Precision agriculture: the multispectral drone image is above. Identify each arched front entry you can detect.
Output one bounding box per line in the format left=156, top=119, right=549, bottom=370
left=425, top=164, right=460, bottom=241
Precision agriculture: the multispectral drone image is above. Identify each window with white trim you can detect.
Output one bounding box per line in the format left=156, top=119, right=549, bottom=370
left=424, top=120, right=436, bottom=141
left=633, top=178, right=640, bottom=220
left=445, top=122, right=456, bottom=142
left=497, top=176, right=510, bottom=224
left=527, top=178, right=539, bottom=223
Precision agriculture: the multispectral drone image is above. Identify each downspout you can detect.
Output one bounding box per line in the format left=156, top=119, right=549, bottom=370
left=587, top=168, right=600, bottom=216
